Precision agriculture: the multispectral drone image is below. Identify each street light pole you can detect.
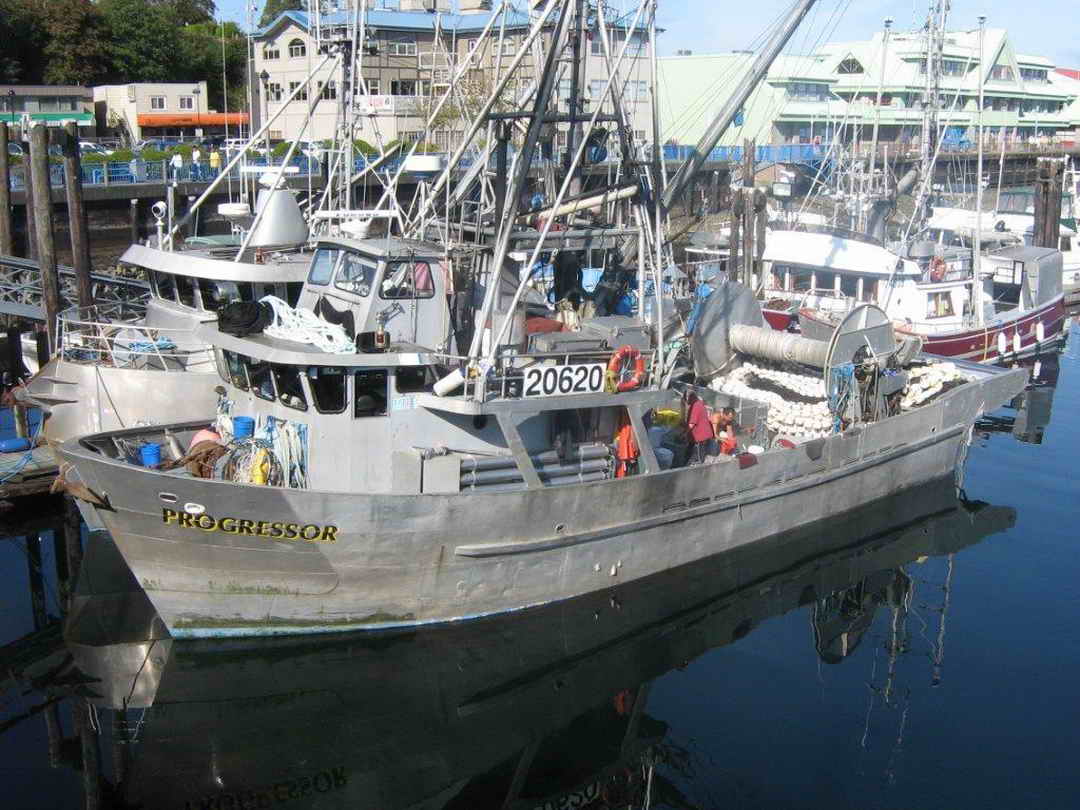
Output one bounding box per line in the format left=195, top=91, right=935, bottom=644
left=259, top=70, right=271, bottom=162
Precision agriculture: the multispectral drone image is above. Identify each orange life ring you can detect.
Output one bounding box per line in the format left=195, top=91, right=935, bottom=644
left=606, top=345, right=646, bottom=392
left=930, top=257, right=946, bottom=283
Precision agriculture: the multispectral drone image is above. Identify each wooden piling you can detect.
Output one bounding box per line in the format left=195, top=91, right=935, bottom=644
left=0, top=123, right=13, bottom=255
left=28, top=124, right=61, bottom=353
left=62, top=122, right=93, bottom=309
left=61, top=497, right=83, bottom=611
left=22, top=131, right=37, bottom=260
left=129, top=198, right=139, bottom=244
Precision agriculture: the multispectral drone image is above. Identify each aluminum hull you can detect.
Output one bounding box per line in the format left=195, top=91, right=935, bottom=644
left=58, top=363, right=1025, bottom=638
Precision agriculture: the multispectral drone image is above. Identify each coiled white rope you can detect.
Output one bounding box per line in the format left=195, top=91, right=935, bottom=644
left=259, top=295, right=355, bottom=354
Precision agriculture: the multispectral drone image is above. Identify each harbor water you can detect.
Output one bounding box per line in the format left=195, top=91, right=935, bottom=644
left=2, top=325, right=1078, bottom=809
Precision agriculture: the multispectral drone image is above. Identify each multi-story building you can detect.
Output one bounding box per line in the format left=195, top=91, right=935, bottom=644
left=659, top=28, right=1079, bottom=151
left=0, top=85, right=95, bottom=136
left=253, top=3, right=655, bottom=152
left=93, top=82, right=249, bottom=143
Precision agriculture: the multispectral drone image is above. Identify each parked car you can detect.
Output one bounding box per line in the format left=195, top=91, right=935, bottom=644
left=6, top=142, right=23, bottom=157
left=134, top=139, right=173, bottom=153
left=79, top=141, right=113, bottom=156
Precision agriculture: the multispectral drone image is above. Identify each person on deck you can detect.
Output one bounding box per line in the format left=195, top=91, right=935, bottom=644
left=191, top=146, right=202, bottom=180
left=686, top=393, right=717, bottom=464
left=169, top=151, right=183, bottom=183
left=209, top=148, right=222, bottom=177
left=712, top=407, right=738, bottom=455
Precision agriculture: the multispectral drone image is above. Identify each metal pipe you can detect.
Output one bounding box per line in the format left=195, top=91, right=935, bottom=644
left=517, top=185, right=637, bottom=221
left=462, top=458, right=609, bottom=487
left=467, top=469, right=608, bottom=493
left=461, top=445, right=610, bottom=473
left=729, top=323, right=830, bottom=367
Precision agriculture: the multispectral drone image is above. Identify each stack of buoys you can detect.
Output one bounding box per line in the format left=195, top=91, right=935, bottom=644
left=900, top=362, right=971, bottom=410
left=710, top=360, right=833, bottom=440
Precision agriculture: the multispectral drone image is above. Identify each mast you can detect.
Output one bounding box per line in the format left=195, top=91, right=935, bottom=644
left=973, top=15, right=986, bottom=327
left=867, top=17, right=893, bottom=201
left=660, top=0, right=819, bottom=211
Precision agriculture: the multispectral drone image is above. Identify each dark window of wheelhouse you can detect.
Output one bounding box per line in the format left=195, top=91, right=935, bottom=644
left=245, top=357, right=275, bottom=401
left=380, top=261, right=435, bottom=299
left=214, top=348, right=231, bottom=384
left=840, top=273, right=858, bottom=299
left=307, top=367, right=347, bottom=413
left=223, top=350, right=248, bottom=390
left=272, top=365, right=307, bottom=410
left=198, top=278, right=241, bottom=311
left=334, top=252, right=375, bottom=296
left=307, top=248, right=340, bottom=286
left=285, top=282, right=304, bottom=307
left=175, top=275, right=197, bottom=309
left=154, top=271, right=177, bottom=302
left=354, top=370, right=388, bottom=417
left=396, top=366, right=433, bottom=393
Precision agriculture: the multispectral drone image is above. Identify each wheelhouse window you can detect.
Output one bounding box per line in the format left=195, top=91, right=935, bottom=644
left=379, top=261, right=434, bottom=299
left=198, top=278, right=241, bottom=311
left=307, top=367, right=347, bottom=413
left=395, top=366, right=433, bottom=393
left=307, top=248, right=340, bottom=285
left=354, top=370, right=388, bottom=417
left=154, top=271, right=177, bottom=302
left=175, top=275, right=198, bottom=309
left=1060, top=236, right=1072, bottom=252
left=927, top=291, right=955, bottom=319
left=245, top=357, right=275, bottom=401
left=223, top=350, right=248, bottom=390
left=333, top=252, right=375, bottom=296
left=272, top=365, right=307, bottom=410
left=790, top=268, right=813, bottom=292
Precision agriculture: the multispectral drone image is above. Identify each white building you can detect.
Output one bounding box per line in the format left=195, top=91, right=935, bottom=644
left=659, top=27, right=1080, bottom=151
left=254, top=5, right=656, bottom=151
left=94, top=82, right=249, bottom=143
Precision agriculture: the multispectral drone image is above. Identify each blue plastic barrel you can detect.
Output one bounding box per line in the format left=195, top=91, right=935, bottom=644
left=140, top=442, right=161, bottom=467
left=0, top=437, right=31, bottom=453
left=233, top=416, right=255, bottom=439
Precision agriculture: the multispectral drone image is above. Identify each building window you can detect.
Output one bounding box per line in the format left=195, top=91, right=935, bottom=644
left=320, top=80, right=337, bottom=101
left=150, top=96, right=166, bottom=111
left=402, top=131, right=422, bottom=143
left=390, top=79, right=418, bottom=96
left=288, top=38, right=306, bottom=58
left=179, top=96, right=194, bottom=111
left=1021, top=67, right=1048, bottom=82
left=837, top=57, right=864, bottom=75
left=263, top=44, right=279, bottom=60
left=268, top=83, right=283, bottom=103
left=634, top=129, right=646, bottom=142
left=387, top=35, right=417, bottom=57
left=588, top=79, right=605, bottom=100
left=990, top=64, right=1014, bottom=81
left=365, top=78, right=380, bottom=95
left=591, top=37, right=604, bottom=56
left=288, top=81, right=308, bottom=101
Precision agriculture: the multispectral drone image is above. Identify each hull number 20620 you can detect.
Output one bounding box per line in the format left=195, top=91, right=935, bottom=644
left=523, top=363, right=606, bottom=397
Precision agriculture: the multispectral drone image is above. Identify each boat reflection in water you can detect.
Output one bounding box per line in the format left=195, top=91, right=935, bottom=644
left=27, top=481, right=1013, bottom=810
left=976, top=352, right=1061, bottom=444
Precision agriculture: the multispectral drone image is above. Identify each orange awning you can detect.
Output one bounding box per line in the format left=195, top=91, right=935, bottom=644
left=137, top=113, right=249, bottom=127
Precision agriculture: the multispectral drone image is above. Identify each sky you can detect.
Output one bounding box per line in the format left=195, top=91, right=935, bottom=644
left=214, top=1, right=1080, bottom=69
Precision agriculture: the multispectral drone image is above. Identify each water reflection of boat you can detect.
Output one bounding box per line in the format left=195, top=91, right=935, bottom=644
left=975, top=351, right=1060, bottom=444
left=13, top=480, right=1014, bottom=810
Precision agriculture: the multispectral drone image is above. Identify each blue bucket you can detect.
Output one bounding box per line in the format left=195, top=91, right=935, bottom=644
left=0, top=437, right=31, bottom=453
left=233, top=416, right=255, bottom=439
left=140, top=442, right=161, bottom=468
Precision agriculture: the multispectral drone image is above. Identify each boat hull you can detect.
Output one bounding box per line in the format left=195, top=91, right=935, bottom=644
left=58, top=365, right=1025, bottom=638
left=801, top=295, right=1067, bottom=363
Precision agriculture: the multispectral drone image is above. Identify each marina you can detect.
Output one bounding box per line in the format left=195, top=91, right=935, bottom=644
left=1, top=0, right=1080, bottom=807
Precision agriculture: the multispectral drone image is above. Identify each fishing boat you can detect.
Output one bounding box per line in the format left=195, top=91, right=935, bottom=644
left=36, top=482, right=1010, bottom=810
left=53, top=0, right=1028, bottom=638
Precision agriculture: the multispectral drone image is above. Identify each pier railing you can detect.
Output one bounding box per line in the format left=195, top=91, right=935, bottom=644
left=57, top=305, right=214, bottom=372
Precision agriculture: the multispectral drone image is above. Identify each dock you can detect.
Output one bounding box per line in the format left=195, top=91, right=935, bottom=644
left=0, top=407, right=57, bottom=501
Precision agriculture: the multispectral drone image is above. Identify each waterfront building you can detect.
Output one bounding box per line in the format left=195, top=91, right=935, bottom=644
left=0, top=85, right=95, bottom=136
left=253, top=4, right=655, bottom=151
left=659, top=28, right=1079, bottom=151
left=93, top=82, right=249, bottom=144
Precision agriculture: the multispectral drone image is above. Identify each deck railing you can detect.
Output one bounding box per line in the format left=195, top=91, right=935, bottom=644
left=57, top=304, right=214, bottom=372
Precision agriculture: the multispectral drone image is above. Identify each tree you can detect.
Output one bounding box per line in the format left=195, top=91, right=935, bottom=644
left=0, top=0, right=47, bottom=83
left=41, top=0, right=108, bottom=86
left=259, top=0, right=304, bottom=28
left=99, top=0, right=185, bottom=83
left=158, top=0, right=217, bottom=26
left=179, top=21, right=249, bottom=112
